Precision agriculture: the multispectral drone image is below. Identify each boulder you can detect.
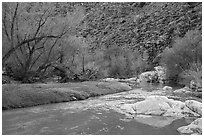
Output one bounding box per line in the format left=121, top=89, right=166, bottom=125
left=119, top=95, right=200, bottom=117
left=185, top=100, right=202, bottom=116
left=137, top=66, right=166, bottom=83
left=120, top=104, right=136, bottom=114
left=97, top=81, right=132, bottom=92
left=138, top=71, right=157, bottom=83
left=123, top=77, right=137, bottom=83
left=102, top=78, right=119, bottom=82
left=162, top=99, right=186, bottom=117
left=132, top=96, right=171, bottom=115
left=173, top=87, right=192, bottom=94
left=154, top=66, right=166, bottom=83
left=163, top=86, right=173, bottom=91
left=177, top=118, right=202, bottom=135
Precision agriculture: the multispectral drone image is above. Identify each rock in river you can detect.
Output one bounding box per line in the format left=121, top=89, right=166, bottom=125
left=173, top=87, right=192, bottom=94
left=132, top=96, right=171, bottom=115
left=138, top=71, right=157, bottom=83
left=163, top=86, right=173, bottom=91
left=102, top=78, right=120, bottom=82
left=177, top=118, right=202, bottom=135
left=185, top=100, right=202, bottom=116
left=137, top=66, right=166, bottom=83
left=119, top=95, right=200, bottom=117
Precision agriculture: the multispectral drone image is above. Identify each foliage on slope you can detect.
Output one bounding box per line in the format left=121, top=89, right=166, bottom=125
left=79, top=2, right=202, bottom=63
left=2, top=2, right=202, bottom=82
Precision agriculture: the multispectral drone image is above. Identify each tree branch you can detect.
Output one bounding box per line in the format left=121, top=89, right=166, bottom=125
left=33, top=8, right=50, bottom=39
left=2, top=8, right=11, bottom=41
left=29, top=51, right=43, bottom=70
left=3, top=35, right=64, bottom=65
left=10, top=2, right=19, bottom=47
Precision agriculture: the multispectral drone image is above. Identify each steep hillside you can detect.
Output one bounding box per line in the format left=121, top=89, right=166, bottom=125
left=79, top=2, right=202, bottom=63
left=2, top=2, right=202, bottom=83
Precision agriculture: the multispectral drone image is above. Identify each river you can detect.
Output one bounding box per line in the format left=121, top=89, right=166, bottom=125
left=2, top=82, right=190, bottom=135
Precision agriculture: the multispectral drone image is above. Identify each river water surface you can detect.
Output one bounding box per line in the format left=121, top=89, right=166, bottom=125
left=2, top=83, right=190, bottom=135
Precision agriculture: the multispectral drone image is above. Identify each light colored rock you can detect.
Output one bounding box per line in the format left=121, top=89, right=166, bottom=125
left=165, top=98, right=185, bottom=109
left=154, top=66, right=166, bottom=83
left=133, top=99, right=170, bottom=115
left=138, top=71, right=157, bottom=83
left=185, top=100, right=202, bottom=116
left=136, top=78, right=141, bottom=83
left=163, top=86, right=173, bottom=91
left=119, top=95, right=200, bottom=118
left=173, top=87, right=192, bottom=94
left=97, top=81, right=132, bottom=92
left=137, top=66, right=166, bottom=83
left=124, top=77, right=137, bottom=83
left=102, top=78, right=119, bottom=82
left=120, top=104, right=136, bottom=114
left=131, top=96, right=171, bottom=115
left=177, top=118, right=202, bottom=135
left=163, top=99, right=186, bottom=117
left=154, top=66, right=164, bottom=72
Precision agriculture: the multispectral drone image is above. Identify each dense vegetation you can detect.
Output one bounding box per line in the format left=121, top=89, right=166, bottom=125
left=2, top=2, right=202, bottom=87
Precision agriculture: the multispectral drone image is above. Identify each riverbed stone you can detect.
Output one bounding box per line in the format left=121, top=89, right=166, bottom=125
left=120, top=104, right=136, bottom=114
left=177, top=118, right=202, bottom=135
left=123, top=77, right=138, bottom=83
left=185, top=100, right=202, bottom=116
left=132, top=96, right=171, bottom=115
left=163, top=86, right=173, bottom=91
left=137, top=66, right=166, bottom=83
left=119, top=95, right=200, bottom=118
left=102, top=78, right=120, bottom=82
left=138, top=71, right=157, bottom=83
left=154, top=66, right=166, bottom=83
left=173, top=87, right=192, bottom=94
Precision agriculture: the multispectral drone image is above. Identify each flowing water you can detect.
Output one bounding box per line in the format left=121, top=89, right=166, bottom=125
left=2, top=83, right=190, bottom=135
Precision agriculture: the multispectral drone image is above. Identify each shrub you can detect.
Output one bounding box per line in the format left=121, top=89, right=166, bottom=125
left=102, top=46, right=150, bottom=78
left=179, top=62, right=202, bottom=87
left=160, top=30, right=202, bottom=84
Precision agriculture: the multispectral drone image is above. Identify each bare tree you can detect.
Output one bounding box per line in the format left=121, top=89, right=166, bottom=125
left=2, top=2, right=70, bottom=82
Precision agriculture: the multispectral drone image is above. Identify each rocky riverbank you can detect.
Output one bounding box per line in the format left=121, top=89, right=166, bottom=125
left=117, top=95, right=202, bottom=135
left=101, top=89, right=202, bottom=135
